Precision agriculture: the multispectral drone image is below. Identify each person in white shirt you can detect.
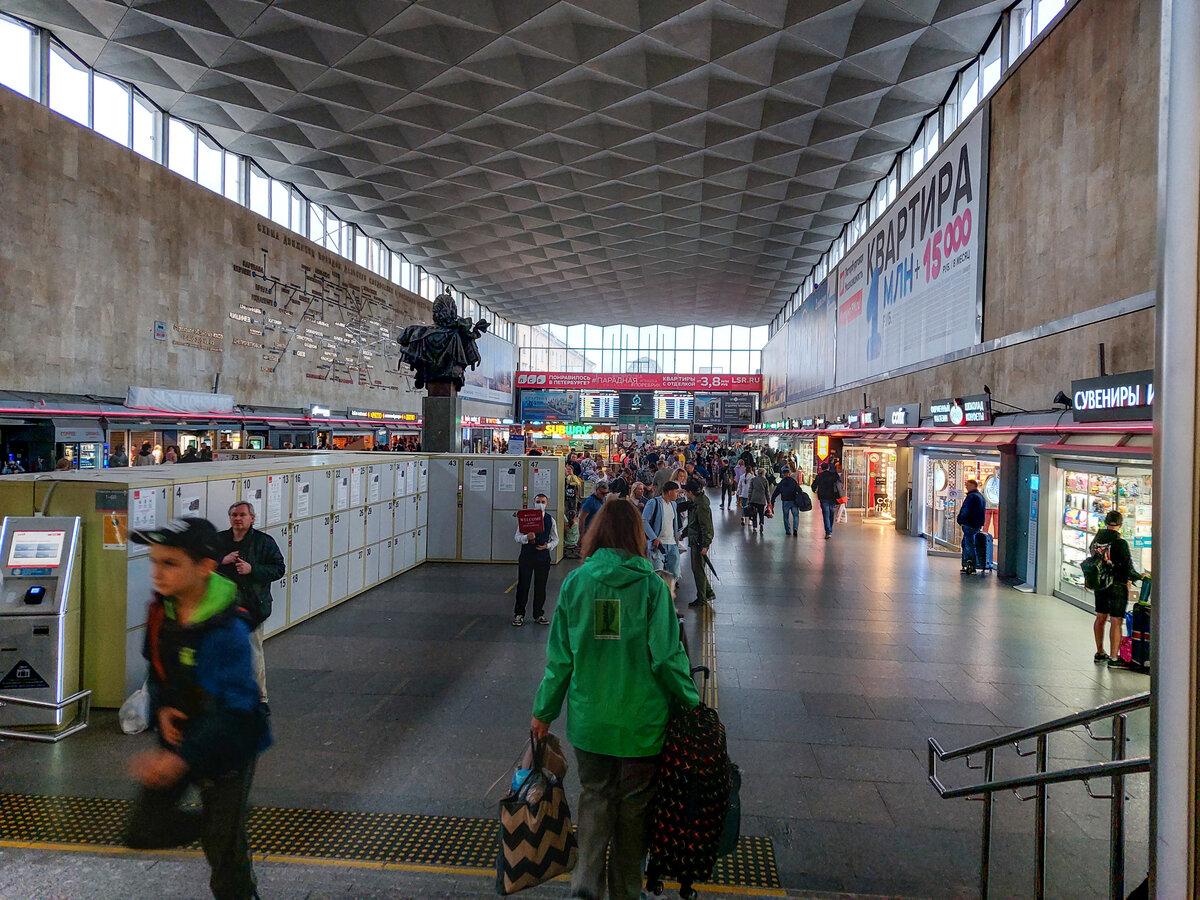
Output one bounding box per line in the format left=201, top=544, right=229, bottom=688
left=642, top=481, right=683, bottom=588
left=512, top=493, right=559, bottom=626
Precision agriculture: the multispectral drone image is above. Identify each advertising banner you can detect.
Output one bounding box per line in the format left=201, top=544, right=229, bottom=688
left=760, top=326, right=788, bottom=411
left=835, top=111, right=987, bottom=386
left=786, top=277, right=836, bottom=402
left=695, top=394, right=756, bottom=425
left=519, top=390, right=579, bottom=422
left=1071, top=370, right=1154, bottom=422
left=618, top=391, right=654, bottom=418
left=460, top=332, right=515, bottom=406
left=515, top=372, right=762, bottom=392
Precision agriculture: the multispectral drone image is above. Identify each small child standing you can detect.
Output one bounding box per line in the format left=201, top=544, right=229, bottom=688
left=124, top=517, right=271, bottom=900
left=562, top=508, right=581, bottom=558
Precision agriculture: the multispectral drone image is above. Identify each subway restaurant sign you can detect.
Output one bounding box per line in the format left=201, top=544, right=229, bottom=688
left=1071, top=371, right=1154, bottom=422
left=543, top=424, right=596, bottom=436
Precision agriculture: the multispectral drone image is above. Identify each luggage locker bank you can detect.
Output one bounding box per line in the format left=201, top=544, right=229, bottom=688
left=0, top=451, right=562, bottom=709
left=752, top=371, right=1154, bottom=613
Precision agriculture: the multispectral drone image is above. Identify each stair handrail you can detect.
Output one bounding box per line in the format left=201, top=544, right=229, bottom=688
left=929, top=691, right=1150, bottom=900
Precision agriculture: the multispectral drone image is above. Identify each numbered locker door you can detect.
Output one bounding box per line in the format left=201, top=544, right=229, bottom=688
left=394, top=462, right=410, bottom=499
left=311, top=514, right=332, bottom=564
left=367, top=465, right=392, bottom=505
left=241, top=476, right=267, bottom=522
left=264, top=522, right=291, bottom=574
left=398, top=496, right=416, bottom=536
left=347, top=547, right=365, bottom=596
left=309, top=560, right=331, bottom=612
left=263, top=474, right=291, bottom=527
left=379, top=538, right=395, bottom=580
left=392, top=534, right=407, bottom=573
left=426, top=458, right=460, bottom=559
left=292, top=470, right=318, bottom=521
left=207, top=478, right=239, bottom=528
left=365, top=503, right=384, bottom=545
left=289, top=519, right=313, bottom=570
left=492, top=459, right=525, bottom=561
left=262, top=572, right=288, bottom=637
left=348, top=465, right=366, bottom=509
left=461, top=459, right=493, bottom=561
left=330, top=555, right=349, bottom=603
left=331, top=511, right=350, bottom=556
left=288, top=567, right=311, bottom=623
left=332, top=468, right=352, bottom=512
left=364, top=543, right=380, bottom=586
left=171, top=482, right=208, bottom=520
left=312, top=468, right=335, bottom=517
left=349, top=506, right=367, bottom=551
left=528, top=462, right=560, bottom=511
left=415, top=527, right=427, bottom=563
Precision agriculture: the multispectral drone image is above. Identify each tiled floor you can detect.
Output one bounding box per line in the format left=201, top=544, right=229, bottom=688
left=0, top=504, right=1150, bottom=899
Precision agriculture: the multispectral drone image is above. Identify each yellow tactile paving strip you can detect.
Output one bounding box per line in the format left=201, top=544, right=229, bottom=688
left=0, top=793, right=781, bottom=892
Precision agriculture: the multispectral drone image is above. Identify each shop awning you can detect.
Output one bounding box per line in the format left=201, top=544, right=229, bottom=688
left=907, top=431, right=1020, bottom=451
left=1036, top=432, right=1153, bottom=459
left=52, top=418, right=105, bottom=443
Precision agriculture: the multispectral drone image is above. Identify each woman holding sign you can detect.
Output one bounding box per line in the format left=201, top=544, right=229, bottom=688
left=512, top=493, right=558, bottom=626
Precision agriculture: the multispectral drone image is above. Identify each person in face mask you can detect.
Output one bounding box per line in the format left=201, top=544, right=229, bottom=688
left=512, top=493, right=559, bottom=626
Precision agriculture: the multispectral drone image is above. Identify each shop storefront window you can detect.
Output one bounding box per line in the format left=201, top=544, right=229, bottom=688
left=924, top=456, right=1000, bottom=549
left=844, top=447, right=897, bottom=519
left=1058, top=468, right=1153, bottom=603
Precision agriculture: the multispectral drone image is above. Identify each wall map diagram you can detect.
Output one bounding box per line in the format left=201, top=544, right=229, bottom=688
left=228, top=237, right=429, bottom=395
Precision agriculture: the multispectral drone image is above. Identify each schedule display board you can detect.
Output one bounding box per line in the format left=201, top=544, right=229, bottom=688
left=580, top=391, right=619, bottom=420
left=835, top=111, right=987, bottom=385
left=654, top=394, right=694, bottom=421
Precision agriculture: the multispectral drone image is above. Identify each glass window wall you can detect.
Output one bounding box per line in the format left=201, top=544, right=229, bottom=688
left=0, top=15, right=33, bottom=97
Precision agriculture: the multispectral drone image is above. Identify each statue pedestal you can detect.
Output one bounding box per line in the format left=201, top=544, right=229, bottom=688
left=422, top=387, right=461, bottom=453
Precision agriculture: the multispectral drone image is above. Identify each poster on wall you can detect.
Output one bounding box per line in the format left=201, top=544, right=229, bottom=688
left=460, top=332, right=515, bottom=406
left=760, top=324, right=789, bottom=412
left=786, top=277, right=836, bottom=402
left=835, top=111, right=988, bottom=386
left=721, top=393, right=756, bottom=425
left=519, top=390, right=579, bottom=422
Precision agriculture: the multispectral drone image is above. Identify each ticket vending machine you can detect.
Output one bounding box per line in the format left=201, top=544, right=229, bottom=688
left=0, top=517, right=82, bottom=728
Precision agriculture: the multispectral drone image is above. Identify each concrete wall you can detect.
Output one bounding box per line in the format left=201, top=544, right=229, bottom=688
left=983, top=0, right=1159, bottom=338
left=771, top=0, right=1159, bottom=421
left=0, top=86, right=431, bottom=412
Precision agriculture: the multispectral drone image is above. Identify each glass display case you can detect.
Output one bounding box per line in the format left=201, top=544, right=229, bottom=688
left=1057, top=468, right=1152, bottom=604
left=923, top=455, right=1000, bottom=550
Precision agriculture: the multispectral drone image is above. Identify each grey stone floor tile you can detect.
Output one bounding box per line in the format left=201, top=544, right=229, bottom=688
left=812, top=745, right=927, bottom=783
left=800, top=778, right=894, bottom=825
left=798, top=691, right=876, bottom=719
left=916, top=698, right=1005, bottom=727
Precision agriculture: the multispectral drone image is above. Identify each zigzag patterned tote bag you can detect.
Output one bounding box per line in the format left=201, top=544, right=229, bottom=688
left=495, top=735, right=577, bottom=895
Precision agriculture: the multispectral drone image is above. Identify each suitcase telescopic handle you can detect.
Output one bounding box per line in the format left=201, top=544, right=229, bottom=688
left=690, top=664, right=711, bottom=704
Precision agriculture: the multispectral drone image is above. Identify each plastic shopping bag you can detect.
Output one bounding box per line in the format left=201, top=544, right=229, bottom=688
left=119, top=681, right=151, bottom=735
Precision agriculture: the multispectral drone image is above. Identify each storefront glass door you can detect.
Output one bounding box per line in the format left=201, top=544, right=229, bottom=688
left=924, top=455, right=1001, bottom=550
left=844, top=447, right=897, bottom=518
left=1057, top=467, right=1153, bottom=604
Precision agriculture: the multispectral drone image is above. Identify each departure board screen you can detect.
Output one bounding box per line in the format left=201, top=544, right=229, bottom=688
left=580, top=392, right=619, bottom=420
left=655, top=394, right=694, bottom=421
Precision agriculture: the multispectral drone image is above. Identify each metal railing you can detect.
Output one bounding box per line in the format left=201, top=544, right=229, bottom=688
left=929, top=691, right=1150, bottom=900
left=0, top=689, right=92, bottom=742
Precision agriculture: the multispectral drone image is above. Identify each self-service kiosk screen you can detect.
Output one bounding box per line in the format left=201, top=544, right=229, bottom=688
left=7, top=531, right=66, bottom=568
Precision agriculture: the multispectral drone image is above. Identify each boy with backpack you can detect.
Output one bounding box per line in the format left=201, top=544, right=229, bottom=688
left=1084, top=511, right=1141, bottom=667
left=124, top=517, right=271, bottom=899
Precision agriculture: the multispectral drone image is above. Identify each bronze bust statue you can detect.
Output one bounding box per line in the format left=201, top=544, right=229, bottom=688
left=397, top=290, right=490, bottom=390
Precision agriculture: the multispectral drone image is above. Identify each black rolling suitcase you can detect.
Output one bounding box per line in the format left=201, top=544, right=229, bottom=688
left=1129, top=601, right=1151, bottom=672
left=974, top=531, right=994, bottom=572
left=646, top=666, right=733, bottom=900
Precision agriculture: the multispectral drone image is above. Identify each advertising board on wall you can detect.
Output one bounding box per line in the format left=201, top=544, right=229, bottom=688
left=695, top=393, right=756, bottom=425
left=459, top=332, right=515, bottom=406
left=786, top=277, right=836, bottom=402
left=1071, top=371, right=1154, bottom=422
left=835, top=111, right=988, bottom=386
left=519, top=390, right=579, bottom=422
left=760, top=326, right=788, bottom=411
left=516, top=372, right=762, bottom=392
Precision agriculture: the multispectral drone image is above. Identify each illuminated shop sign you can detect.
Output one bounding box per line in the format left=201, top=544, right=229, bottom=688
left=347, top=408, right=419, bottom=423
left=815, top=435, right=831, bottom=460
left=930, top=394, right=991, bottom=426
left=859, top=407, right=881, bottom=427
left=309, top=404, right=332, bottom=418
left=884, top=403, right=920, bottom=427
left=1071, top=370, right=1154, bottom=422
left=542, top=424, right=597, bottom=436
left=800, top=417, right=816, bottom=429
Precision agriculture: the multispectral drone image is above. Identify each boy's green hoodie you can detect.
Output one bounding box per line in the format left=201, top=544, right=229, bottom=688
left=532, top=548, right=699, bottom=757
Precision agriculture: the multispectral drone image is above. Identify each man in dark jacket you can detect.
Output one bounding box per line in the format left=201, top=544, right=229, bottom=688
left=1090, top=511, right=1141, bottom=667
left=811, top=462, right=843, bottom=539
left=124, top=517, right=271, bottom=900
left=216, top=501, right=286, bottom=704
left=512, top=492, right=559, bottom=627
left=955, top=480, right=987, bottom=573
left=682, top=478, right=715, bottom=608
left=770, top=468, right=807, bottom=536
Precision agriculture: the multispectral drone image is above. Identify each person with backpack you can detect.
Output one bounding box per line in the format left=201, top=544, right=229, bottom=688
left=769, top=468, right=810, bottom=537
left=1086, top=511, right=1141, bottom=667
left=530, top=501, right=699, bottom=900
left=811, top=462, right=843, bottom=540
left=955, top=479, right=986, bottom=573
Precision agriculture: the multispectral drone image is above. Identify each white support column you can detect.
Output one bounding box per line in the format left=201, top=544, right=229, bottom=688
left=1152, top=0, right=1200, bottom=895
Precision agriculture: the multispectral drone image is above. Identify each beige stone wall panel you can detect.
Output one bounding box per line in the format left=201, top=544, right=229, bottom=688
left=0, top=87, right=431, bottom=412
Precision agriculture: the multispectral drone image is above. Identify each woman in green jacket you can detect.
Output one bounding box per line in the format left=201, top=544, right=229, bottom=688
left=531, top=500, right=699, bottom=900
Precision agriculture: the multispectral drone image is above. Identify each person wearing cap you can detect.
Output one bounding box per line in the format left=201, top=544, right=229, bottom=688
left=216, top=501, right=286, bottom=706
left=682, top=478, right=716, bottom=607
left=578, top=480, right=609, bottom=535
left=124, top=517, right=271, bottom=900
